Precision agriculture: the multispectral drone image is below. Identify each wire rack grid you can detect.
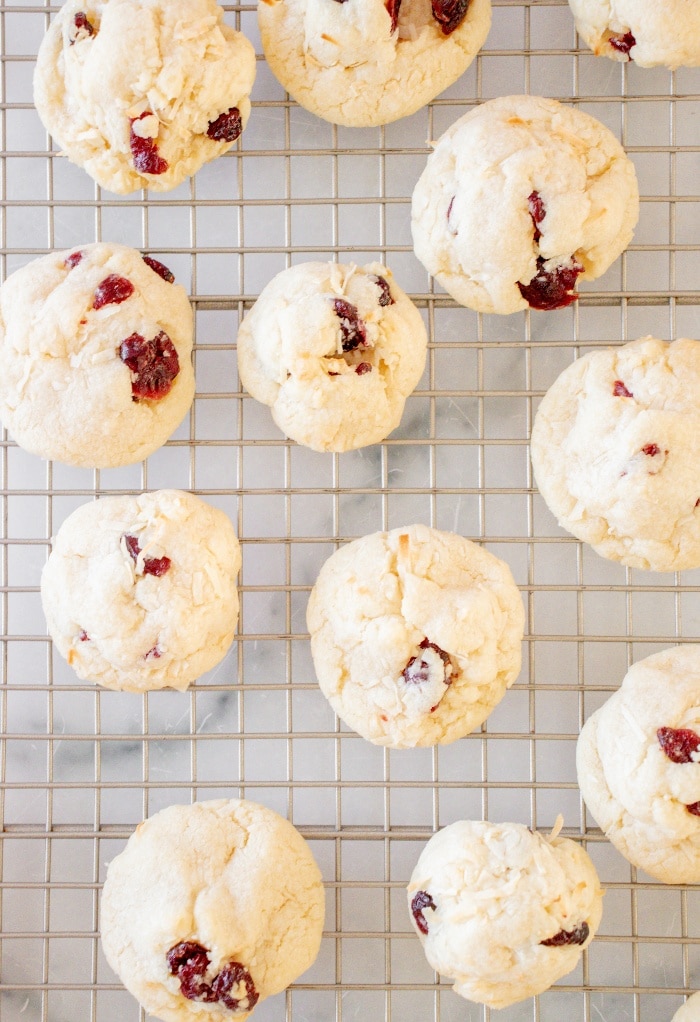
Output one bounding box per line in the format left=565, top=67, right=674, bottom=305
left=0, top=1, right=699, bottom=1020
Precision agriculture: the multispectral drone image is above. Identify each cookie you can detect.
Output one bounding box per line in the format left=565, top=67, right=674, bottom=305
left=0, top=243, right=194, bottom=468
left=41, top=490, right=241, bottom=692
left=306, top=525, right=524, bottom=747
left=577, top=646, right=700, bottom=884
left=411, top=95, right=639, bottom=314
left=258, top=0, right=491, bottom=128
left=531, top=337, right=700, bottom=572
left=674, top=993, right=700, bottom=1021
left=101, top=799, right=325, bottom=1022
left=407, top=818, right=603, bottom=1008
left=34, top=0, right=256, bottom=193
left=237, top=261, right=427, bottom=453
left=568, top=0, right=700, bottom=68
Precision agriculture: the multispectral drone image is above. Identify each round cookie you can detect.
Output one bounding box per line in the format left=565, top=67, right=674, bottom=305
left=674, top=993, right=700, bottom=1021
left=306, top=524, right=524, bottom=747
left=411, top=95, right=639, bottom=314
left=41, top=490, right=241, bottom=692
left=568, top=0, right=700, bottom=68
left=237, top=261, right=427, bottom=453
left=531, top=336, right=700, bottom=572
left=258, top=0, right=491, bottom=128
left=101, top=799, right=325, bottom=1022
left=577, top=646, right=700, bottom=884
left=34, top=0, right=256, bottom=194
left=407, top=818, right=603, bottom=1008
left=0, top=243, right=194, bottom=468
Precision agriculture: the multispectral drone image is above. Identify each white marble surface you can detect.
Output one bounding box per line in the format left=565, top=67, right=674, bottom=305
left=1, top=1, right=700, bottom=1021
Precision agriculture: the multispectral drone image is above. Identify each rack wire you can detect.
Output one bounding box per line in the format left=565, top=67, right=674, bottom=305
left=1, top=1, right=699, bottom=1020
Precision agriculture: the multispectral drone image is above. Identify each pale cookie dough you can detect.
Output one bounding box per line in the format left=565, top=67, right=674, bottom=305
left=306, top=524, right=524, bottom=747
left=237, top=261, right=427, bottom=453
left=258, top=0, right=491, bottom=127
left=0, top=243, right=194, bottom=468
left=407, top=818, right=603, bottom=1008
left=41, top=490, right=241, bottom=692
left=531, top=336, right=700, bottom=572
left=411, top=95, right=639, bottom=314
left=578, top=646, right=700, bottom=885
left=101, top=799, right=325, bottom=1022
left=34, top=0, right=256, bottom=193
left=568, top=0, right=700, bottom=68
left=674, top=992, right=700, bottom=1021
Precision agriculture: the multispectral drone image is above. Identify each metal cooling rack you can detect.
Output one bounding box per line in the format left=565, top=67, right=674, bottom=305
left=1, top=1, right=699, bottom=1020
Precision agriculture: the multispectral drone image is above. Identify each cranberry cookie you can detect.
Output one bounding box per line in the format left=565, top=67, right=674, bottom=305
left=237, top=261, right=427, bottom=452
left=407, top=818, right=603, bottom=1008
left=41, top=490, right=241, bottom=692
left=531, top=337, right=700, bottom=572
left=34, top=0, right=256, bottom=193
left=306, top=525, right=524, bottom=747
left=258, top=0, right=491, bottom=127
left=568, top=0, right=700, bottom=68
left=577, top=646, right=700, bottom=884
left=0, top=243, right=194, bottom=468
left=411, top=95, right=639, bottom=314
left=101, top=799, right=325, bottom=1022
left=674, top=992, right=700, bottom=1021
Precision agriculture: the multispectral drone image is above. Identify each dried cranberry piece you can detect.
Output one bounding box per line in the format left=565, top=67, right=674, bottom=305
left=431, top=0, right=471, bottom=35
left=411, top=890, right=437, bottom=935
left=206, top=107, right=243, bottom=144
left=212, top=962, right=260, bottom=1013
left=518, top=257, right=583, bottom=311
left=688, top=802, right=700, bottom=817
left=657, top=726, right=700, bottom=764
left=613, top=380, right=633, bottom=398
left=142, top=255, right=175, bottom=283
left=403, top=638, right=452, bottom=686
left=119, top=331, right=180, bottom=401
left=70, top=12, right=95, bottom=43
left=385, top=0, right=401, bottom=32
left=642, top=443, right=662, bottom=457
left=528, top=191, right=546, bottom=243
left=167, top=941, right=213, bottom=1001
left=130, top=114, right=169, bottom=176
left=64, top=251, right=84, bottom=270
left=79, top=629, right=90, bottom=642
left=93, top=274, right=134, bottom=310
left=371, top=274, right=394, bottom=307
left=541, top=921, right=589, bottom=947
left=333, top=298, right=367, bottom=352
left=124, top=533, right=171, bottom=577
left=145, top=646, right=162, bottom=660
left=610, top=31, right=635, bottom=57
left=356, top=362, right=372, bottom=375
left=124, top=534, right=140, bottom=562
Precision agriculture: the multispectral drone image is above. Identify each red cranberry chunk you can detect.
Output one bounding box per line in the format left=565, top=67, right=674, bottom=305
left=64, top=250, right=84, bottom=270
left=130, top=114, right=169, bottom=176
left=207, top=107, right=243, bottom=144
left=167, top=941, right=214, bottom=1001
left=333, top=298, right=367, bottom=352
left=371, top=273, right=395, bottom=307
left=541, top=921, right=589, bottom=947
left=403, top=637, right=452, bottom=686
left=518, top=257, right=583, bottom=311
left=411, top=890, right=437, bottom=935
left=79, top=629, right=90, bottom=642
left=528, top=191, right=546, bottom=243
left=142, top=254, right=175, bottom=283
left=613, top=380, right=633, bottom=398
left=93, top=274, right=134, bottom=310
left=385, top=0, right=402, bottom=32
left=145, top=646, right=162, bottom=660
left=610, top=31, right=635, bottom=57
left=356, top=362, right=372, bottom=375
left=687, top=802, right=700, bottom=817
left=212, top=962, right=260, bottom=1013
left=145, top=555, right=171, bottom=577
left=124, top=534, right=141, bottom=562
left=641, top=443, right=663, bottom=458
left=657, top=726, right=700, bottom=764
left=70, top=12, right=95, bottom=43
left=119, top=331, right=180, bottom=401
left=431, top=0, right=471, bottom=35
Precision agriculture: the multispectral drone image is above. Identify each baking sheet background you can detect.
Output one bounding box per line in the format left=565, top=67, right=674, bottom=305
left=1, top=1, right=700, bottom=1019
